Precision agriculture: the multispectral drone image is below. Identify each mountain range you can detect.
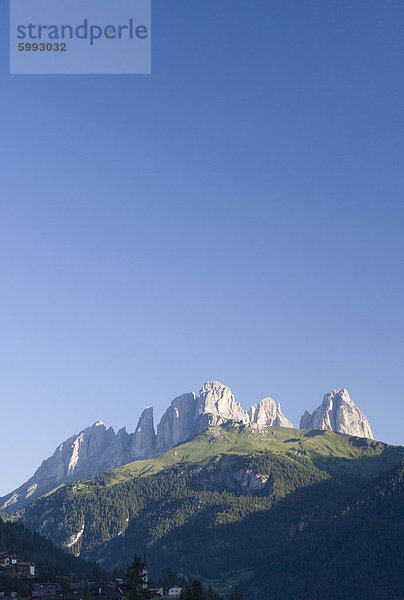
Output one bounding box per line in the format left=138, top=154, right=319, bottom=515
left=1, top=381, right=402, bottom=599
left=0, top=381, right=373, bottom=513
left=16, top=425, right=404, bottom=600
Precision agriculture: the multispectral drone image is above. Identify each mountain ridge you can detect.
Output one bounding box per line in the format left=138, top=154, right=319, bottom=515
left=1, top=381, right=373, bottom=512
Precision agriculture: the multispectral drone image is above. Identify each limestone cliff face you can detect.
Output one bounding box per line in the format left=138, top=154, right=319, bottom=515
left=155, top=381, right=294, bottom=445
left=193, top=381, right=249, bottom=434
left=300, top=389, right=374, bottom=439
left=249, top=398, right=293, bottom=428
left=0, top=422, right=132, bottom=511
left=155, top=381, right=252, bottom=451
left=155, top=393, right=197, bottom=451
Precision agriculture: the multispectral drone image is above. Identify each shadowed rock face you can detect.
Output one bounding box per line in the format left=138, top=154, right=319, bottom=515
left=300, top=389, right=374, bottom=439
left=0, top=381, right=294, bottom=513
left=131, top=407, right=156, bottom=458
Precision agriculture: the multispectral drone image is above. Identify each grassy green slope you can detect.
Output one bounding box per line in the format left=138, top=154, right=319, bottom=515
left=90, top=424, right=401, bottom=486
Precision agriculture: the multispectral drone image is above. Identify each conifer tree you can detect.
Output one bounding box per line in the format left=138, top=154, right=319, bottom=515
left=123, top=555, right=153, bottom=600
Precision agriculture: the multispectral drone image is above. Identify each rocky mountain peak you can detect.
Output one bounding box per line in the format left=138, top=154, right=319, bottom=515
left=196, top=381, right=249, bottom=422
left=192, top=381, right=249, bottom=435
left=300, top=389, right=373, bottom=439
left=249, top=398, right=293, bottom=428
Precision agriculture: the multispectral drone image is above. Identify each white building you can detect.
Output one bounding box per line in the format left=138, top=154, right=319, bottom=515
left=167, top=586, right=183, bottom=598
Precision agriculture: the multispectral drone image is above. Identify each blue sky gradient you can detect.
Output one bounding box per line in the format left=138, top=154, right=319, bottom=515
left=0, top=0, right=403, bottom=495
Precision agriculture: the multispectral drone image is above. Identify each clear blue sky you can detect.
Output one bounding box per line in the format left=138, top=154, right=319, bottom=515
left=0, top=0, right=403, bottom=496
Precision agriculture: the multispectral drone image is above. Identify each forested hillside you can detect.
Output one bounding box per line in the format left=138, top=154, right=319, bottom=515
left=0, top=516, right=105, bottom=593
left=250, top=459, right=404, bottom=599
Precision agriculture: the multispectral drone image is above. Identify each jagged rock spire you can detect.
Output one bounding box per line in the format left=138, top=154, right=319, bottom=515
left=131, top=407, right=156, bottom=458
left=300, top=389, right=373, bottom=439
left=249, top=398, right=293, bottom=428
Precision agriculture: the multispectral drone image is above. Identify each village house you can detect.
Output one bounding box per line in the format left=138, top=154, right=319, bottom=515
left=69, top=582, right=125, bottom=600
left=0, top=554, right=18, bottom=568
left=167, top=586, right=182, bottom=598
left=32, top=583, right=63, bottom=600
left=16, top=562, right=36, bottom=578
left=0, top=553, right=36, bottom=579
